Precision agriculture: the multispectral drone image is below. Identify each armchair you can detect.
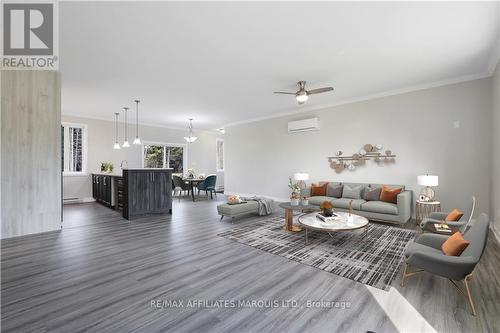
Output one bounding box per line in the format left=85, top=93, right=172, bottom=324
left=197, top=174, right=217, bottom=199
left=402, top=213, right=490, bottom=315
left=420, top=196, right=476, bottom=232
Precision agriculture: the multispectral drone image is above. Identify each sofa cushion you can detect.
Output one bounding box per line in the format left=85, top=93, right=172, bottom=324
left=342, top=185, right=363, bottom=199
left=332, top=198, right=366, bottom=210
left=446, top=209, right=464, bottom=221
left=311, top=183, right=328, bottom=196
left=363, top=187, right=381, bottom=201
left=361, top=201, right=398, bottom=215
left=442, top=232, right=470, bottom=256
left=308, top=196, right=333, bottom=206
left=380, top=185, right=403, bottom=204
left=370, top=183, right=405, bottom=191
left=327, top=183, right=343, bottom=198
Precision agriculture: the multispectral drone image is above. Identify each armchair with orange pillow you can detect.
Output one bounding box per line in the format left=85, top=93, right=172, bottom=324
left=420, top=196, right=476, bottom=233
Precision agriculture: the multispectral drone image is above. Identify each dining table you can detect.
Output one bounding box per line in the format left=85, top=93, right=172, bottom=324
left=182, top=177, right=205, bottom=201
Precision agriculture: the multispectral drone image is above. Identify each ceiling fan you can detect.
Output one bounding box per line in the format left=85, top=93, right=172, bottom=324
left=274, top=81, right=334, bottom=105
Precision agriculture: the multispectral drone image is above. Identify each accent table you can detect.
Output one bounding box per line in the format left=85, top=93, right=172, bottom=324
left=278, top=202, right=316, bottom=232
left=415, top=200, right=441, bottom=225
left=298, top=212, right=369, bottom=245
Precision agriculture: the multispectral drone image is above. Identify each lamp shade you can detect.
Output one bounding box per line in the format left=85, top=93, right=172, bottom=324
left=294, top=173, right=309, bottom=181
left=417, top=175, right=438, bottom=187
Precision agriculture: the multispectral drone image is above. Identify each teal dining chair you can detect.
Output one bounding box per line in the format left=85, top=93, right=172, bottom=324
left=197, top=174, right=217, bottom=199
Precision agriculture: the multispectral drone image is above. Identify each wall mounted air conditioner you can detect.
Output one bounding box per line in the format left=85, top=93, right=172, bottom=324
left=287, top=117, right=320, bottom=134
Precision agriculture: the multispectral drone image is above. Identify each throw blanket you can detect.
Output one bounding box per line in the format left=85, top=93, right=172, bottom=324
left=242, top=196, right=273, bottom=216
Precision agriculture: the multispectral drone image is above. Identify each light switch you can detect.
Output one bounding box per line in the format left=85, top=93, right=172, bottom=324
left=453, top=121, right=460, bottom=129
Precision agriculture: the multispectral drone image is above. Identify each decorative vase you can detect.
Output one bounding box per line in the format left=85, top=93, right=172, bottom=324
left=301, top=199, right=309, bottom=206
left=290, top=198, right=300, bottom=206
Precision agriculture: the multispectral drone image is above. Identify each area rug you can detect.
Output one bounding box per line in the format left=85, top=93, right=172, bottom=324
left=218, top=216, right=416, bottom=290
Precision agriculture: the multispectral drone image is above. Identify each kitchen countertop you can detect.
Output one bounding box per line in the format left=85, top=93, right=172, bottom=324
left=92, top=172, right=123, bottom=177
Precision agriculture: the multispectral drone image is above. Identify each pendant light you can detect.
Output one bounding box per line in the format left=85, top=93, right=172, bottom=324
left=183, top=118, right=198, bottom=143
left=132, top=99, right=141, bottom=145
left=122, top=107, right=130, bottom=148
left=113, top=112, right=121, bottom=149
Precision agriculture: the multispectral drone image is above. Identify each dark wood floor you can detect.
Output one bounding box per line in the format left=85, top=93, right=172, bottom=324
left=1, top=198, right=499, bottom=333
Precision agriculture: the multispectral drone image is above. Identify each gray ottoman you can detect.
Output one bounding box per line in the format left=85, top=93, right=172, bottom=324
left=217, top=201, right=260, bottom=222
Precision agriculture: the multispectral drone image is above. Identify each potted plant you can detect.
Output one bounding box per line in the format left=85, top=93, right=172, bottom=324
left=319, top=201, right=334, bottom=217
left=288, top=177, right=301, bottom=206
left=301, top=196, right=309, bottom=206
left=100, top=162, right=113, bottom=173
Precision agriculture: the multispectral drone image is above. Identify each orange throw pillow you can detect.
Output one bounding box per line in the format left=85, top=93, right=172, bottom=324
left=442, top=232, right=470, bottom=256
left=446, top=209, right=464, bottom=221
left=311, top=183, right=328, bottom=196
left=379, top=185, right=402, bottom=204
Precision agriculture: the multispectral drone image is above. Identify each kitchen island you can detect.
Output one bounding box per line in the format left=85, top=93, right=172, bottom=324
left=92, top=168, right=172, bottom=220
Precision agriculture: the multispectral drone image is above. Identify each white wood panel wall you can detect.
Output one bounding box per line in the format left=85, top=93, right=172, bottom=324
left=1, top=70, right=62, bottom=238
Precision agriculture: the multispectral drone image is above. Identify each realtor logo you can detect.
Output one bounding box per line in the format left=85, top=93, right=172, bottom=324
left=1, top=1, right=58, bottom=69
left=3, top=3, right=53, bottom=55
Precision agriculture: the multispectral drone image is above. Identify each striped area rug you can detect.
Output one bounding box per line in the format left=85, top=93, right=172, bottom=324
left=218, top=216, right=416, bottom=290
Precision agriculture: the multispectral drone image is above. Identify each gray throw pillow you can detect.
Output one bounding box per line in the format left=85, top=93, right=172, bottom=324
left=327, top=184, right=343, bottom=198
left=342, top=185, right=363, bottom=199
left=363, top=187, right=381, bottom=201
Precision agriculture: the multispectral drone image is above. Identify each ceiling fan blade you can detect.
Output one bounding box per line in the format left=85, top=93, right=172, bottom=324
left=273, top=91, right=297, bottom=95
left=307, top=87, right=334, bottom=95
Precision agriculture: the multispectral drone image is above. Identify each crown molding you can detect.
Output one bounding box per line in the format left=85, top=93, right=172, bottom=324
left=223, top=71, right=491, bottom=128
left=60, top=112, right=219, bottom=134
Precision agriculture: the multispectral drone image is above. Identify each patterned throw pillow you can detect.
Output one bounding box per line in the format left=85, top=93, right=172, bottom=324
left=342, top=185, right=363, bottom=199
left=363, top=187, right=381, bottom=201
left=326, top=184, right=343, bottom=198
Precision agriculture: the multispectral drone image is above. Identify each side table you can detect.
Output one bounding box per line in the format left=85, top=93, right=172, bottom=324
left=415, top=200, right=441, bottom=225
left=278, top=202, right=316, bottom=232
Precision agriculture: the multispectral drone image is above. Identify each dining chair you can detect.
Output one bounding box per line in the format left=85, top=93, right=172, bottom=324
left=172, top=175, right=190, bottom=201
left=197, top=174, right=217, bottom=199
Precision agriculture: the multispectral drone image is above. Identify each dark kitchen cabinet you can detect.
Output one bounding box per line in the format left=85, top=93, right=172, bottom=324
left=123, top=169, right=172, bottom=220
left=92, top=174, right=112, bottom=208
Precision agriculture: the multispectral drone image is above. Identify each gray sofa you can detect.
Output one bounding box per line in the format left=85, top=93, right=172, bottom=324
left=302, top=182, right=412, bottom=224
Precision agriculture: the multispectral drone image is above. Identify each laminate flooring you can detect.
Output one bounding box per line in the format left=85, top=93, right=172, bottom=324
left=2, top=198, right=499, bottom=332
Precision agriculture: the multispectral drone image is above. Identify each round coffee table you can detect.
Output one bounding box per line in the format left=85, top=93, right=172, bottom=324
left=298, top=211, right=369, bottom=244
left=278, top=202, right=316, bottom=232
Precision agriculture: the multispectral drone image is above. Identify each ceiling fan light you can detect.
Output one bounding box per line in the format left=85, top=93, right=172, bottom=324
left=296, top=93, right=308, bottom=103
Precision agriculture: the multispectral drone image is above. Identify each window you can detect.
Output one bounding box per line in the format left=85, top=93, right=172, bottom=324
left=62, top=122, right=87, bottom=175
left=216, top=139, right=224, bottom=171
left=143, top=142, right=187, bottom=174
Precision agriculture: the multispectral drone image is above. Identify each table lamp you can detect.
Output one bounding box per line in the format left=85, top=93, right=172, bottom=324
left=417, top=174, right=438, bottom=201
left=293, top=173, right=309, bottom=189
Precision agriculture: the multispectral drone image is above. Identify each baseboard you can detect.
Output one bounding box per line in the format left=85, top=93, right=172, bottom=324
left=63, top=197, right=95, bottom=205
left=224, top=191, right=288, bottom=203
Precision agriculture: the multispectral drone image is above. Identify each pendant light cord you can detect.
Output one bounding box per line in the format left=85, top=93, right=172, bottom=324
left=114, top=112, right=119, bottom=143
left=135, top=100, right=140, bottom=138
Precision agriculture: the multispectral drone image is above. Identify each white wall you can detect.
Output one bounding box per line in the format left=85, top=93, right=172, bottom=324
left=62, top=115, right=223, bottom=200
left=225, top=78, right=492, bottom=218
left=492, top=61, right=500, bottom=239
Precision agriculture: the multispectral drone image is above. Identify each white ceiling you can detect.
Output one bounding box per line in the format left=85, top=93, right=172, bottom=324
left=60, top=1, right=500, bottom=130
